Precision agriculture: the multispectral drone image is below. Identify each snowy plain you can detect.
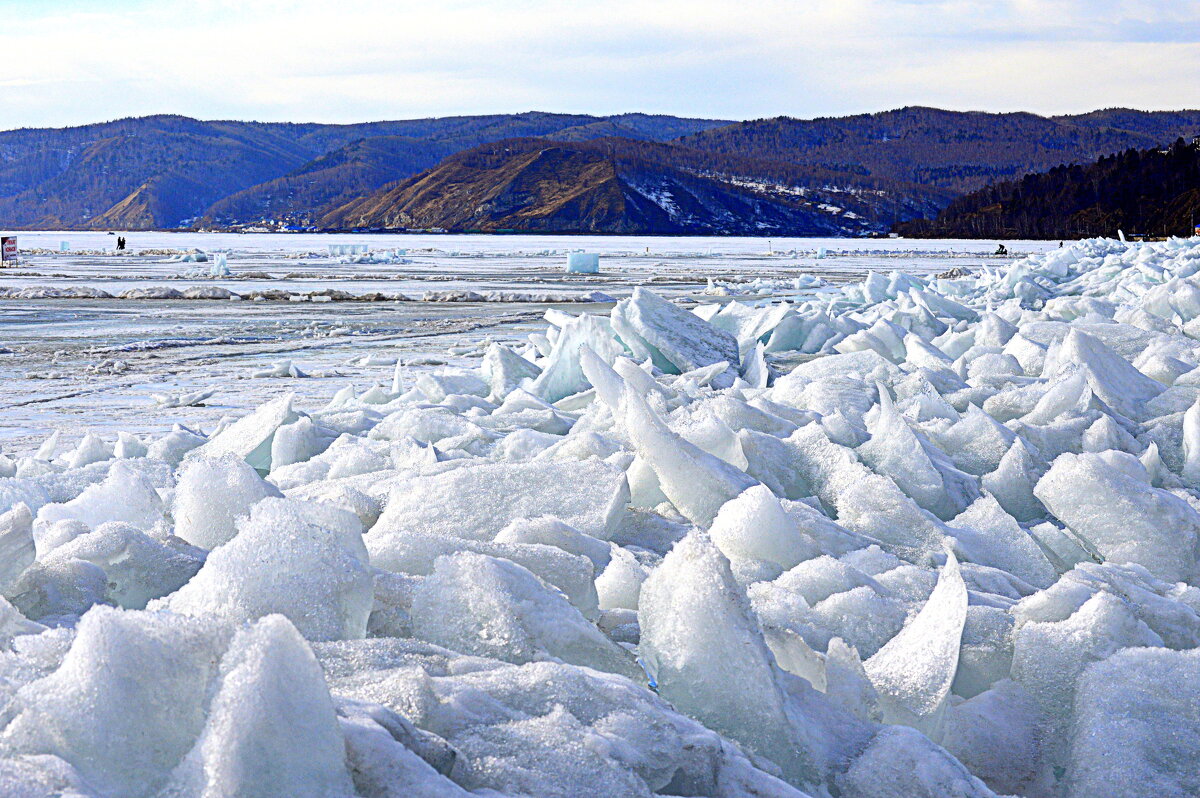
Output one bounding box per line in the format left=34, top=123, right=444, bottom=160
left=6, top=233, right=1197, bottom=797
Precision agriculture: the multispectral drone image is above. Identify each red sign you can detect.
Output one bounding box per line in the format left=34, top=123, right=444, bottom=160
left=0, top=236, right=16, bottom=263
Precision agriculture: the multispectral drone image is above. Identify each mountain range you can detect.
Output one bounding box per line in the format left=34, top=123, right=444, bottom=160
left=2, top=107, right=1199, bottom=235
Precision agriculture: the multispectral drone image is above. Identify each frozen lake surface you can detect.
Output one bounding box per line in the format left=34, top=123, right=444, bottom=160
left=1, top=234, right=1197, bottom=796
left=0, top=233, right=1055, bottom=452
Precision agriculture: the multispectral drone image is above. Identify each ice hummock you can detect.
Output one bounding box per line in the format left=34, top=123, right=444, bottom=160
left=4, top=237, right=1200, bottom=795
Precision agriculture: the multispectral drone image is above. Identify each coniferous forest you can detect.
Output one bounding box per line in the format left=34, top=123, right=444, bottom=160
left=898, top=138, right=1200, bottom=239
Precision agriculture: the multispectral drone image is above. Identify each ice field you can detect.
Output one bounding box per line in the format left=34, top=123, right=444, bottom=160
left=0, top=233, right=1051, bottom=452
left=4, top=233, right=1200, bottom=796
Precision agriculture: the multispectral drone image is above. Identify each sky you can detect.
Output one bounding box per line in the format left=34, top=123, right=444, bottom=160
left=0, top=0, right=1197, bottom=129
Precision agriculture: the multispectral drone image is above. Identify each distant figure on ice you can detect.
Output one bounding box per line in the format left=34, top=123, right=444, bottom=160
left=994, top=243, right=1007, bottom=256
left=116, top=236, right=126, bottom=251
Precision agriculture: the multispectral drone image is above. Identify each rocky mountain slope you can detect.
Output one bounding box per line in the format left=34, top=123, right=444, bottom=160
left=319, top=137, right=929, bottom=235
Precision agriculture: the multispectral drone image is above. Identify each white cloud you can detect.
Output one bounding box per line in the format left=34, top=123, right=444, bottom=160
left=0, top=0, right=1196, bottom=128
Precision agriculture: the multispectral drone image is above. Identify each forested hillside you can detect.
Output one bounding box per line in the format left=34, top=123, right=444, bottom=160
left=0, top=113, right=728, bottom=230
left=681, top=107, right=1200, bottom=196
left=1, top=107, right=1197, bottom=234
left=897, top=138, right=1200, bottom=239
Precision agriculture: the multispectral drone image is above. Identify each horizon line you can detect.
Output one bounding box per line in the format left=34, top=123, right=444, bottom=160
left=5, top=104, right=1200, bottom=135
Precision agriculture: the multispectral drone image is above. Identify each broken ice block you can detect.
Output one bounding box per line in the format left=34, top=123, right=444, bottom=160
left=209, top=252, right=229, bottom=277
left=864, top=549, right=968, bottom=739
left=566, top=252, right=600, bottom=273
